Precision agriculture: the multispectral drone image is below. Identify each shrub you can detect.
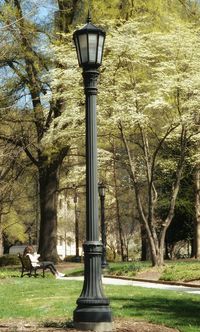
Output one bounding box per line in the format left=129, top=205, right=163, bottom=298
left=63, top=255, right=82, bottom=263
left=107, top=262, right=143, bottom=277
left=0, top=254, right=19, bottom=266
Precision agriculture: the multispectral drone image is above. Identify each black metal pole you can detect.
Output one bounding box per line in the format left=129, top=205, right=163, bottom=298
left=73, top=68, right=112, bottom=331
left=100, top=194, right=108, bottom=268
left=73, top=185, right=80, bottom=261
left=74, top=195, right=80, bottom=262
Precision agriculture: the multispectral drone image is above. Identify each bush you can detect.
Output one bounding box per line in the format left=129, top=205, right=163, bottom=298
left=63, top=255, right=82, bottom=263
left=107, top=262, right=143, bottom=277
left=0, top=254, right=19, bottom=266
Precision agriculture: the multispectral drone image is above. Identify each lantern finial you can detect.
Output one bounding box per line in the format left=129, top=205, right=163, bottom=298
left=87, top=9, right=91, bottom=23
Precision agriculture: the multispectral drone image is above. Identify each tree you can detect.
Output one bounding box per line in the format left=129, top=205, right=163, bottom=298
left=0, top=0, right=79, bottom=260
left=0, top=137, right=39, bottom=254
left=49, top=1, right=200, bottom=264
left=98, top=19, right=200, bottom=266
left=195, top=165, right=200, bottom=258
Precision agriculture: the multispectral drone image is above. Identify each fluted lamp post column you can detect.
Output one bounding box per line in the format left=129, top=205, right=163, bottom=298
left=74, top=189, right=81, bottom=262
left=73, top=13, right=112, bottom=332
left=98, top=182, right=108, bottom=269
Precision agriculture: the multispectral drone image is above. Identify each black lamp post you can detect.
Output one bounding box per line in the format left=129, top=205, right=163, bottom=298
left=98, top=182, right=108, bottom=269
left=73, top=13, right=112, bottom=332
left=73, top=190, right=81, bottom=262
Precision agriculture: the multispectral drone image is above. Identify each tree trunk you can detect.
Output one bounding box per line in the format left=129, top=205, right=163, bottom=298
left=37, top=147, right=69, bottom=262
left=115, top=193, right=125, bottom=261
left=141, top=224, right=148, bottom=261
left=195, top=166, right=200, bottom=258
left=38, top=163, right=59, bottom=262
left=0, top=219, right=3, bottom=256
left=113, top=142, right=126, bottom=262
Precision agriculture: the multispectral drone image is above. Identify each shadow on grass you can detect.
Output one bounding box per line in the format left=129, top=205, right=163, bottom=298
left=110, top=293, right=200, bottom=329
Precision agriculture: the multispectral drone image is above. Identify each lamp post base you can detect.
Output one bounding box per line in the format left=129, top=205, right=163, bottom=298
left=74, top=321, right=113, bottom=332
left=73, top=241, right=112, bottom=331
left=74, top=305, right=112, bottom=331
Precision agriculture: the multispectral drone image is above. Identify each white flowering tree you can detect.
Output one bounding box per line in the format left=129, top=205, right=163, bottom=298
left=1, top=0, right=198, bottom=262
left=97, top=20, right=200, bottom=266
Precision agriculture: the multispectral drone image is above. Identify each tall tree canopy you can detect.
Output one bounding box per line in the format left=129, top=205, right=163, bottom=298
left=0, top=0, right=200, bottom=264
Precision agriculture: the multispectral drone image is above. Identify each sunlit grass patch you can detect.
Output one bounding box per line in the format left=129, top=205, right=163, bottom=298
left=160, top=261, right=200, bottom=282
left=106, top=261, right=151, bottom=277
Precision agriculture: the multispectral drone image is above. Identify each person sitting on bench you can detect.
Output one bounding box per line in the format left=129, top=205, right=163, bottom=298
left=23, top=246, right=65, bottom=279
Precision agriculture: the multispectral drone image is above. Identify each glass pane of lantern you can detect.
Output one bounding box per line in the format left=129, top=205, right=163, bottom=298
left=79, top=34, right=88, bottom=63
left=75, top=36, right=81, bottom=65
left=88, top=34, right=97, bottom=63
left=97, top=35, right=104, bottom=64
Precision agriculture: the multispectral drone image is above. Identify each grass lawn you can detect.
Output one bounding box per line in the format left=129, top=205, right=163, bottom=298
left=98, top=260, right=200, bottom=283
left=107, top=285, right=200, bottom=332
left=161, top=260, right=200, bottom=282
left=0, top=267, right=200, bottom=332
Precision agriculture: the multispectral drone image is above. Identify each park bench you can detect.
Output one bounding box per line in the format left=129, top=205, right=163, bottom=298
left=18, top=253, right=45, bottom=278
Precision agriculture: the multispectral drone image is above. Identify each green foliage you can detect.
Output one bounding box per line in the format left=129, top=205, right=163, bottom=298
left=158, top=167, right=195, bottom=249
left=159, top=197, right=194, bottom=243
left=3, top=209, right=28, bottom=243
left=88, top=0, right=196, bottom=28
left=90, top=0, right=124, bottom=21
left=0, top=255, right=19, bottom=267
